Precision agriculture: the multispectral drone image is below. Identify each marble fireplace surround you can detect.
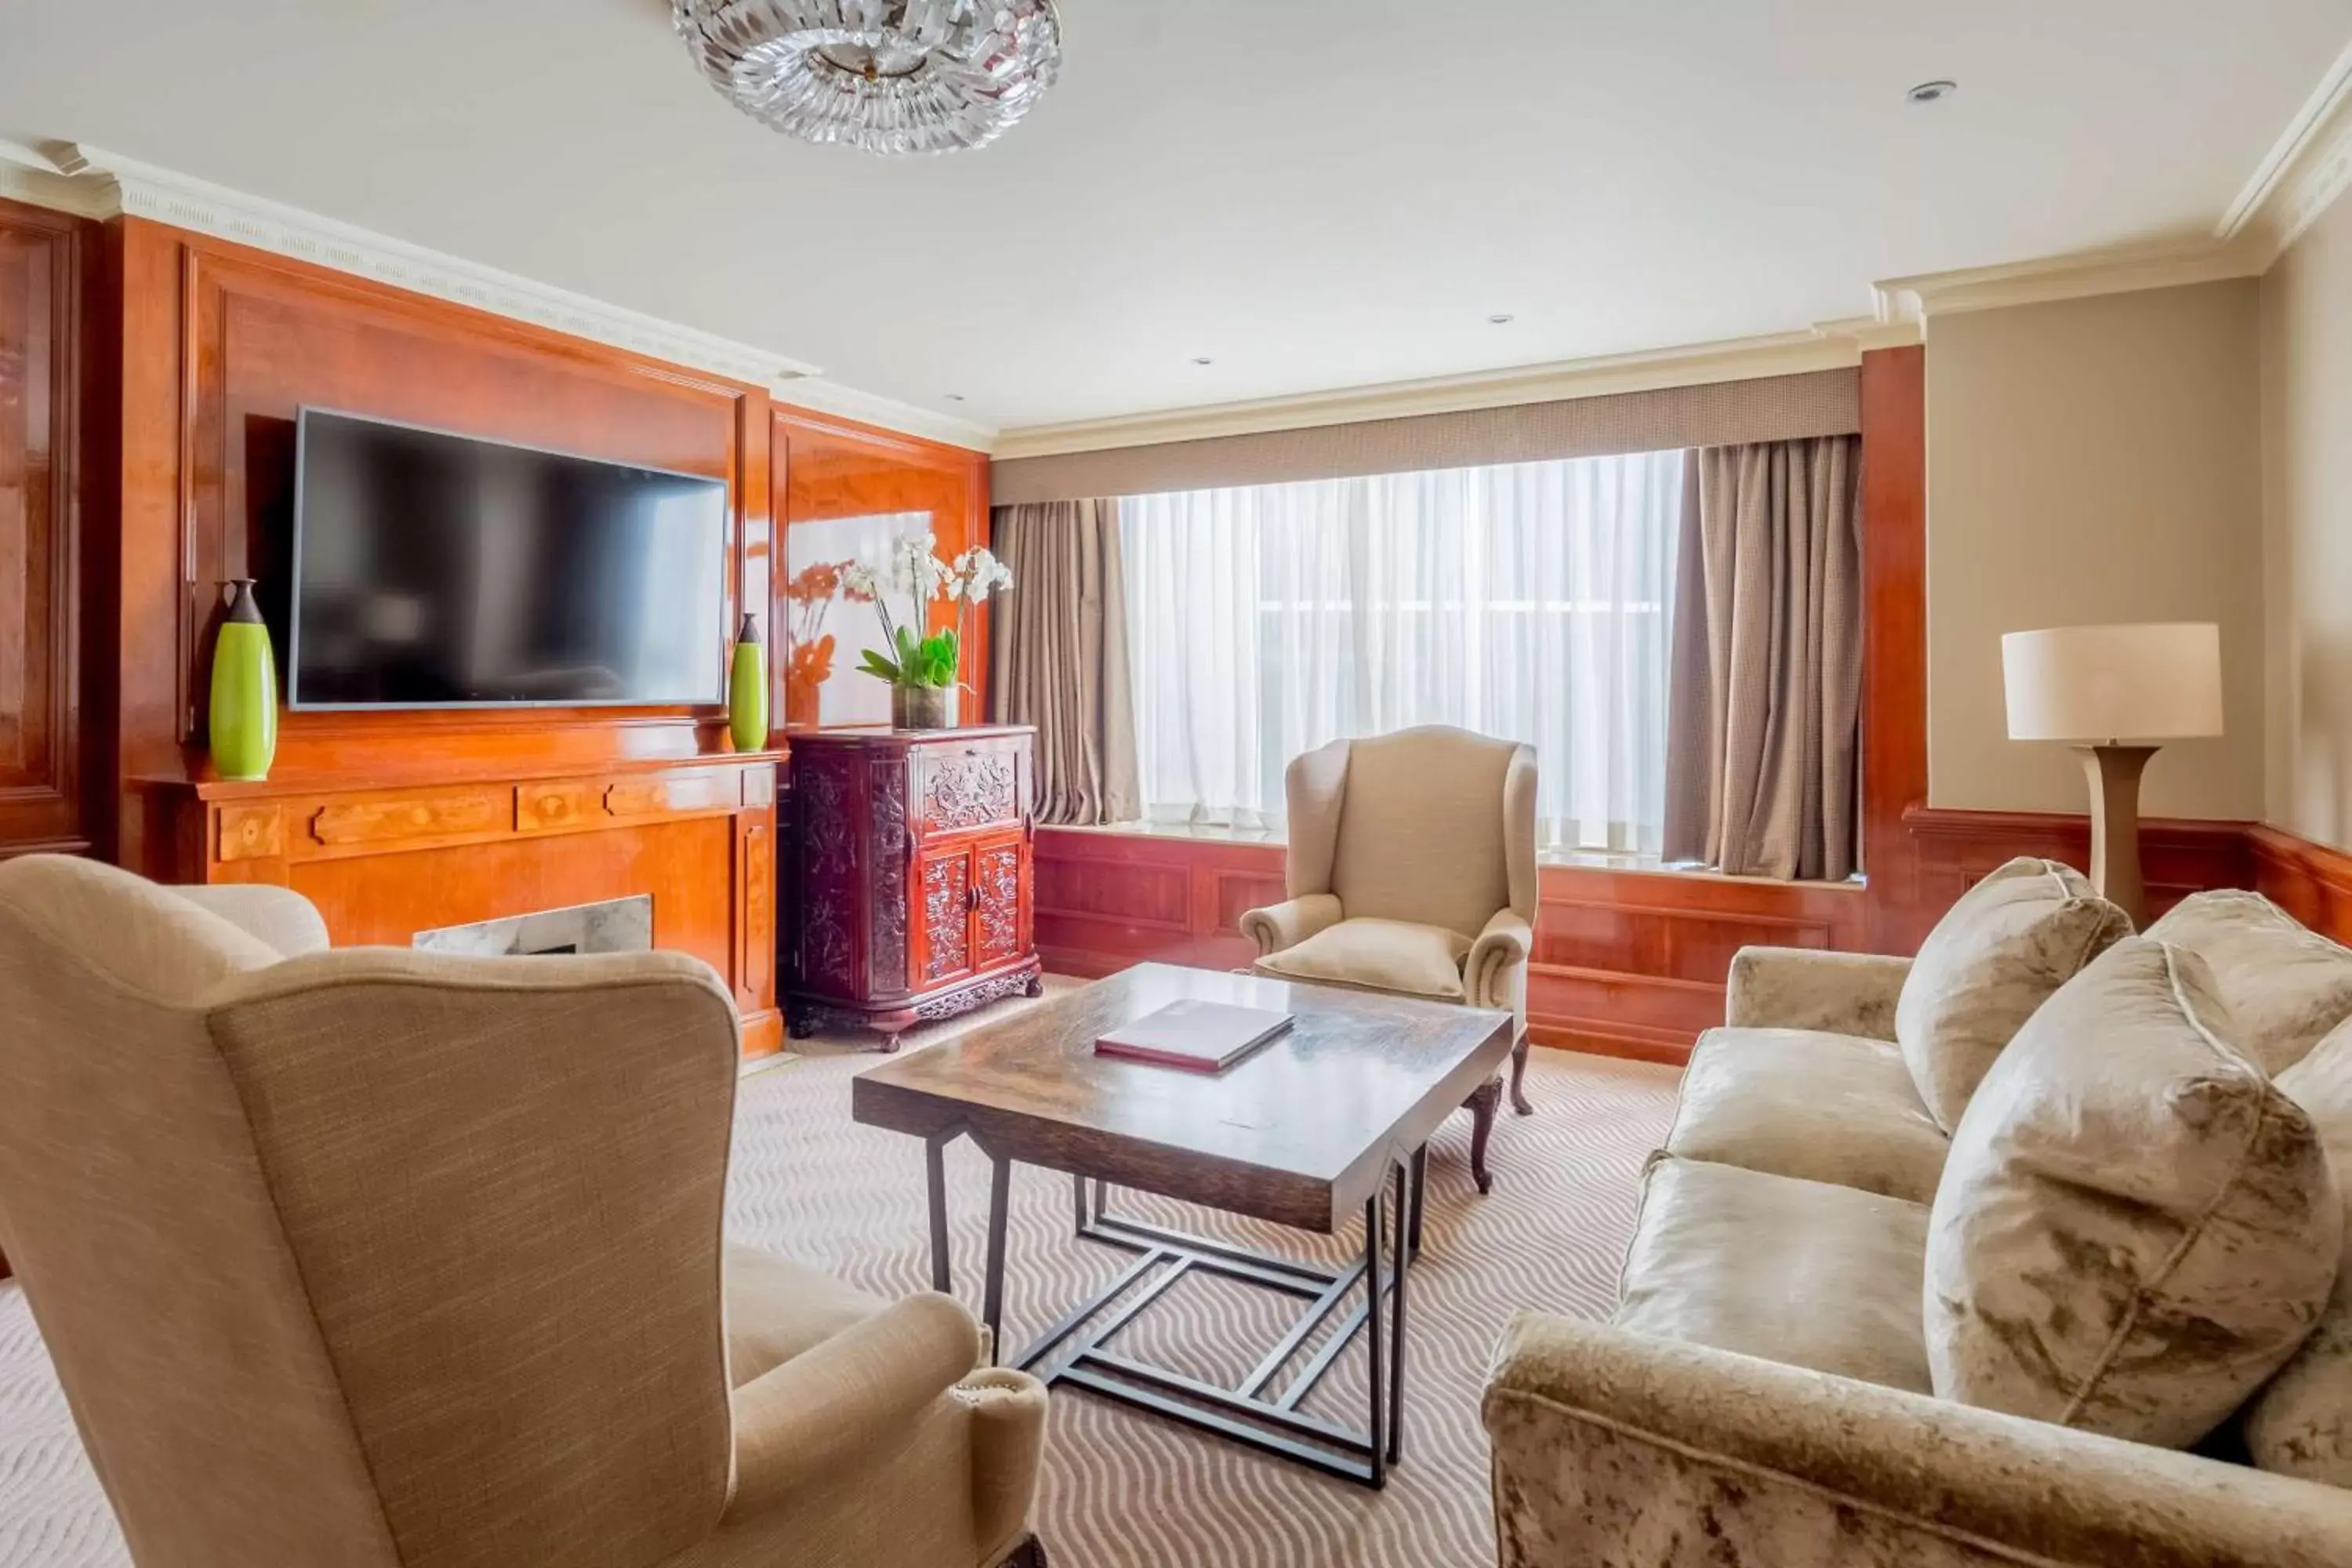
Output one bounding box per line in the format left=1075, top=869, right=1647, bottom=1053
left=412, top=895, right=654, bottom=958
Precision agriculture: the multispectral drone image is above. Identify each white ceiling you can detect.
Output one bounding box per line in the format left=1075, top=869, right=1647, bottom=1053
left=3, top=0, right=2349, bottom=437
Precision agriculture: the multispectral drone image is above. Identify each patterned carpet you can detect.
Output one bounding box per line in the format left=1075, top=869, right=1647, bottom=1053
left=0, top=989, right=1678, bottom=1568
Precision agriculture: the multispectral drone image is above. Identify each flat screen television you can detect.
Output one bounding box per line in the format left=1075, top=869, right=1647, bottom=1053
left=288, top=408, right=729, bottom=710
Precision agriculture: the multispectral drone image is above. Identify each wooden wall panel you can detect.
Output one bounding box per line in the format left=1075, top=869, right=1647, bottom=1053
left=1033, top=829, right=1280, bottom=976
left=107, top=216, right=773, bottom=874
left=2251, top=825, right=2352, bottom=946
left=1859, top=344, right=1931, bottom=952
left=1904, top=807, right=2252, bottom=925
left=0, top=197, right=92, bottom=860
left=1033, top=831, right=1869, bottom=1062
left=771, top=404, right=991, bottom=729
left=76, top=216, right=800, bottom=1056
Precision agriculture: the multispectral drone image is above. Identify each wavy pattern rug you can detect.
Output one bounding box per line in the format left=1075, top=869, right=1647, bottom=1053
left=0, top=992, right=1677, bottom=1568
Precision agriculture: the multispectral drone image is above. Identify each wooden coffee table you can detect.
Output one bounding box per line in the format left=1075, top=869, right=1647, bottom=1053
left=850, top=962, right=1515, bottom=1487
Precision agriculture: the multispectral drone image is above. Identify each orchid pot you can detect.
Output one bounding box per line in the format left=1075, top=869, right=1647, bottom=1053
left=842, top=538, right=1013, bottom=732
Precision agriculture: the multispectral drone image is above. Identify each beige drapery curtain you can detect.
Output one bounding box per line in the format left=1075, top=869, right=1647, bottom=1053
left=1661, top=436, right=1863, bottom=880
left=988, top=499, right=1142, bottom=826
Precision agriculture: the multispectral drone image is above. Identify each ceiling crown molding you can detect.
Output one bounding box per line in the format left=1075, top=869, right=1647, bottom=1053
left=1871, top=234, right=2270, bottom=327
left=0, top=139, right=998, bottom=453
left=2219, top=34, right=2352, bottom=260
left=994, top=321, right=1909, bottom=461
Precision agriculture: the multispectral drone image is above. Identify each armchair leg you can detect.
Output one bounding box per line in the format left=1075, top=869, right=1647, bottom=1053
left=1508, top=1035, right=1534, bottom=1116
left=1465, top=1080, right=1500, bottom=1194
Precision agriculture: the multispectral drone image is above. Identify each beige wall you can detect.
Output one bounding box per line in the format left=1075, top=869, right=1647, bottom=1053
left=2262, top=192, right=2352, bottom=851
left=1924, top=281, right=2267, bottom=818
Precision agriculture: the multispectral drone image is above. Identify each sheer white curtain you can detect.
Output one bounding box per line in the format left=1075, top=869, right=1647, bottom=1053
left=1120, top=449, right=1685, bottom=853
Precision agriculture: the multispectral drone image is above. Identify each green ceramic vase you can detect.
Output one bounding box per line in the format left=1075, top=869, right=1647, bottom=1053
left=730, top=613, right=768, bottom=753
left=209, top=579, right=278, bottom=782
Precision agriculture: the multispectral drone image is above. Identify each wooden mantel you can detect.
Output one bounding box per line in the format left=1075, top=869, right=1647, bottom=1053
left=136, top=748, right=786, bottom=1058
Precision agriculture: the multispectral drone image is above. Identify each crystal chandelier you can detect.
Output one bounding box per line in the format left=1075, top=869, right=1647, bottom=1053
left=673, top=1, right=1062, bottom=157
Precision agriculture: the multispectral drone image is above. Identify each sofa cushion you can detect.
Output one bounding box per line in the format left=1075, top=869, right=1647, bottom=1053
left=1665, top=1028, right=1949, bottom=1203
left=1926, top=938, right=2342, bottom=1448
left=2147, top=889, right=2352, bottom=1075
left=1613, top=1156, right=1933, bottom=1394
left=1896, top=856, right=2129, bottom=1131
left=2243, top=1017, right=2352, bottom=1483
left=1254, top=916, right=1468, bottom=1001
left=721, top=1243, right=887, bottom=1388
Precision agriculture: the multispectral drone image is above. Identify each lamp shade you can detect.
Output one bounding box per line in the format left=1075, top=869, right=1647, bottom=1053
left=2002, top=622, right=2223, bottom=743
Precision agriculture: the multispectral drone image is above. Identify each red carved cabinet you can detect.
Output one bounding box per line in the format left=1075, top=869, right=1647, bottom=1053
left=784, top=726, right=1040, bottom=1044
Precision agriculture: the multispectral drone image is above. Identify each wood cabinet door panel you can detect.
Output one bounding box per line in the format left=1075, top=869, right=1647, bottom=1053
left=0, top=201, right=84, bottom=855
left=736, top=815, right=775, bottom=1011
left=972, top=831, right=1028, bottom=970
left=914, top=843, right=975, bottom=986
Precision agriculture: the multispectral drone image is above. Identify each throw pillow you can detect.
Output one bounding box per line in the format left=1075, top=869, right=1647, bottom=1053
left=2146, top=889, right=2352, bottom=1075
left=1256, top=917, right=1470, bottom=1001
left=2241, top=1016, right=2352, bottom=1482
left=1895, top=856, right=2130, bottom=1131
left=1925, top=938, right=2341, bottom=1447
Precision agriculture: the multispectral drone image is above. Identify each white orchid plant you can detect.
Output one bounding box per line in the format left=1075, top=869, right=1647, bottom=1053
left=840, top=536, right=1013, bottom=692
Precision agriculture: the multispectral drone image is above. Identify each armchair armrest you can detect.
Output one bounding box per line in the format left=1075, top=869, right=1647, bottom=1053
left=166, top=883, right=331, bottom=958
left=1484, top=1313, right=2352, bottom=1568
left=1239, top=893, right=1342, bottom=958
left=727, top=1291, right=983, bottom=1515
left=1466, top=909, right=1533, bottom=1013
left=1725, top=945, right=1910, bottom=1040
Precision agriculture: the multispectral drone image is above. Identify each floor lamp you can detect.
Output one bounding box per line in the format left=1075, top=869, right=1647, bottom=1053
left=2000, top=623, right=2223, bottom=929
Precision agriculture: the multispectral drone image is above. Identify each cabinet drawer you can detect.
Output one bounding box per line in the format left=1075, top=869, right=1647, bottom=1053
left=915, top=742, right=1024, bottom=837
left=515, top=782, right=593, bottom=833
left=216, top=803, right=285, bottom=864
left=604, top=768, right=739, bottom=818
left=308, top=788, right=507, bottom=848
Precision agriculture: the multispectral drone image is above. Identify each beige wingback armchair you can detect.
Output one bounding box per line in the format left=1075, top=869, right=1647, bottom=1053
left=0, top=855, right=1047, bottom=1568
left=1241, top=726, right=1538, bottom=1181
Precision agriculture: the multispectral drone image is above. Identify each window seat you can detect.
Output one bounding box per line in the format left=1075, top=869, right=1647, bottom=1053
left=1044, top=818, right=1866, bottom=889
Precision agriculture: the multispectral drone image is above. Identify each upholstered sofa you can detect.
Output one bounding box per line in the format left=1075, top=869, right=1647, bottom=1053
left=1484, top=864, right=2352, bottom=1568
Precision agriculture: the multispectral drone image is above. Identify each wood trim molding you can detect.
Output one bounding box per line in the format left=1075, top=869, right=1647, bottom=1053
left=0, top=140, right=993, bottom=453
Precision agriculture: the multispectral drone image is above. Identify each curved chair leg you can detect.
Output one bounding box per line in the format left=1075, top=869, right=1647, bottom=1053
left=1508, top=1034, right=1534, bottom=1116
left=1466, top=1080, right=1501, bottom=1194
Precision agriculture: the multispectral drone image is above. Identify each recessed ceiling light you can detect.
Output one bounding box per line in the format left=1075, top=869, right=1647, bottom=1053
left=1488, top=314, right=1515, bottom=325
left=1907, top=79, right=1957, bottom=103
left=1191, top=356, right=1214, bottom=366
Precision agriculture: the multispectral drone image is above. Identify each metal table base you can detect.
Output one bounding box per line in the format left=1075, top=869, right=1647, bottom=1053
left=924, top=1134, right=1422, bottom=1488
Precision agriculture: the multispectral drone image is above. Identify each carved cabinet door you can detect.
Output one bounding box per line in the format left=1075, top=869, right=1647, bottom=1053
left=971, top=830, right=1028, bottom=970
left=913, top=841, right=975, bottom=987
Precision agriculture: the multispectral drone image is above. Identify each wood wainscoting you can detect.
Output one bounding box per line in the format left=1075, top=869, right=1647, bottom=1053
left=1033, top=829, right=1867, bottom=1064
left=1900, top=807, right=2256, bottom=927
left=1038, top=818, right=2352, bottom=1067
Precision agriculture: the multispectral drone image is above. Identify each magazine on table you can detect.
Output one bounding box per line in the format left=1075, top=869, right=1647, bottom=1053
left=1094, top=1000, right=1294, bottom=1073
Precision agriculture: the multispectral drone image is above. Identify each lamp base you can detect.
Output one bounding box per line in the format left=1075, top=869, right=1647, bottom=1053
left=2074, top=744, right=2158, bottom=929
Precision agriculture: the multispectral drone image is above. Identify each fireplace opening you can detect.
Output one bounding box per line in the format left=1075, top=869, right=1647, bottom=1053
left=412, top=895, right=652, bottom=958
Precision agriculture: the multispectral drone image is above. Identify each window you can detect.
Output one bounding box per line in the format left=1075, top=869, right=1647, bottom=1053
left=1120, top=449, right=1685, bottom=854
